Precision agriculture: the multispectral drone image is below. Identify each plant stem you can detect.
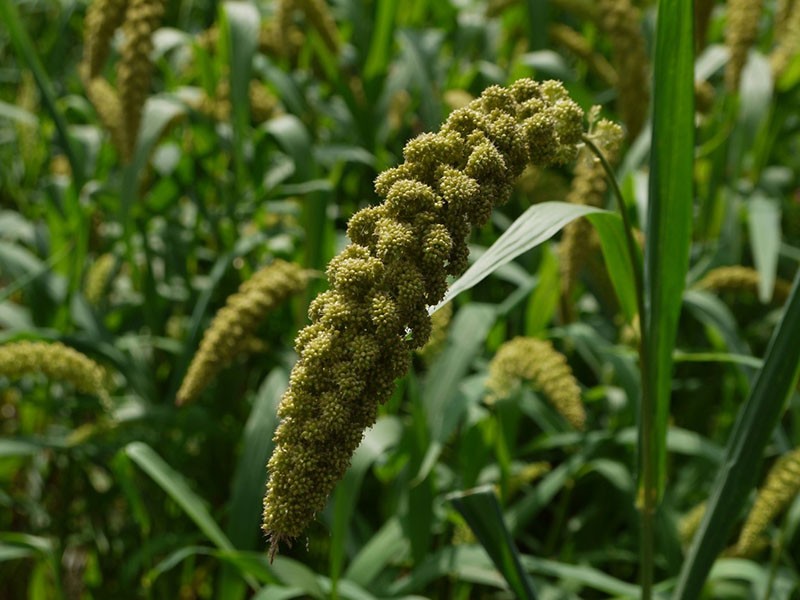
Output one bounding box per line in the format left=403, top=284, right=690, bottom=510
left=581, top=135, right=645, bottom=322
left=582, top=133, right=654, bottom=600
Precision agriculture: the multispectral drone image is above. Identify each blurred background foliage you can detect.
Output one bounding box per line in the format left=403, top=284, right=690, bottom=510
left=1, top=0, right=799, bottom=597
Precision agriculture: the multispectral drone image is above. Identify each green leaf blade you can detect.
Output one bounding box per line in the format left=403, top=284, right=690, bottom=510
left=448, top=486, right=538, bottom=600
left=124, top=442, right=234, bottom=552
left=672, top=275, right=800, bottom=598
left=642, top=0, right=695, bottom=502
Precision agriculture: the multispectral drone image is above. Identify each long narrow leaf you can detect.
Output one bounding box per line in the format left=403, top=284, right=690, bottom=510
left=344, top=518, right=406, bottom=587
left=433, top=202, right=611, bottom=312
left=588, top=212, right=639, bottom=322
left=641, top=0, right=695, bottom=502
left=226, top=370, right=288, bottom=551
left=747, top=192, right=781, bottom=302
left=672, top=275, right=800, bottom=599
left=124, top=442, right=234, bottom=552
left=329, top=417, right=403, bottom=583
left=448, top=486, right=538, bottom=600
left=363, top=0, right=399, bottom=81
left=413, top=304, right=497, bottom=483
left=218, top=370, right=289, bottom=600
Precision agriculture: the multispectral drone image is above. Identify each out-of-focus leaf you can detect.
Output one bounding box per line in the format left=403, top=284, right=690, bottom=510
left=363, top=0, right=398, bottom=80
left=218, top=370, right=289, bottom=600
left=330, top=417, right=403, bottom=583
left=0, top=99, right=36, bottom=126
left=523, top=0, right=549, bottom=51
left=518, top=51, right=572, bottom=81
left=520, top=555, right=641, bottom=597
left=0, top=439, right=40, bottom=458
left=746, top=192, right=781, bottom=302
left=448, top=486, right=538, bottom=600
left=673, top=276, right=800, bottom=599
left=730, top=52, right=773, bottom=174
left=525, top=245, right=559, bottom=336
left=124, top=442, right=234, bottom=552
left=588, top=212, right=639, bottom=322
left=413, top=304, right=497, bottom=484
left=344, top=518, right=406, bottom=587
left=226, top=369, right=289, bottom=551
left=222, top=1, right=258, bottom=179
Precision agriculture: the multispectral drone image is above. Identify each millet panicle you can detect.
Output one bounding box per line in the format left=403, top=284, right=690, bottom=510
left=81, top=0, right=130, bottom=81
left=724, top=0, right=764, bottom=92
left=176, top=260, right=310, bottom=406
left=732, top=448, right=800, bottom=557
left=559, top=116, right=623, bottom=307
left=0, top=341, right=109, bottom=403
left=263, top=78, right=587, bottom=556
left=597, top=0, right=649, bottom=139
left=485, top=336, right=586, bottom=430
left=694, top=265, right=792, bottom=304
left=116, top=0, right=165, bottom=161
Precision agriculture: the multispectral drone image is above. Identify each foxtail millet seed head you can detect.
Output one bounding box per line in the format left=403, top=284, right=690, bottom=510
left=724, top=0, right=765, bottom=92
left=485, top=336, right=586, bottom=430
left=0, top=341, right=109, bottom=402
left=559, top=116, right=623, bottom=304
left=116, top=0, right=165, bottom=161
left=597, top=0, right=649, bottom=140
left=176, top=260, right=310, bottom=406
left=694, top=265, right=792, bottom=304
left=81, top=0, right=130, bottom=81
left=262, top=79, right=586, bottom=556
left=85, top=77, right=126, bottom=157
left=84, top=253, right=117, bottom=307
left=732, top=447, right=800, bottom=557
left=770, top=0, right=800, bottom=77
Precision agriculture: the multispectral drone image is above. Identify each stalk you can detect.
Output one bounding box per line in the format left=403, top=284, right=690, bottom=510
left=582, top=133, right=654, bottom=599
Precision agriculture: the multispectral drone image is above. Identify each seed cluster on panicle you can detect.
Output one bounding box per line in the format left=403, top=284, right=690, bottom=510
left=262, top=79, right=587, bottom=557
left=597, top=0, right=649, bottom=140
left=0, top=341, right=109, bottom=402
left=485, top=336, right=586, bottom=430
left=84, top=253, right=117, bottom=307
left=81, top=0, right=164, bottom=161
left=694, top=265, right=793, bottom=304
left=117, top=0, right=165, bottom=161
left=176, top=260, right=310, bottom=406
left=732, top=448, right=800, bottom=557
left=771, top=0, right=800, bottom=77
left=559, top=115, right=623, bottom=311
left=678, top=501, right=708, bottom=547
left=81, top=0, right=129, bottom=81
left=724, top=0, right=764, bottom=92
left=85, top=78, right=126, bottom=155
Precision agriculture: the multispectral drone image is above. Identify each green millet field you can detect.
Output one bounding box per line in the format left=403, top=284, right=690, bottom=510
left=1, top=0, right=800, bottom=598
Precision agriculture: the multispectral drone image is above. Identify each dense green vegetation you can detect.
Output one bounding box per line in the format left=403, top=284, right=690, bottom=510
left=1, top=0, right=800, bottom=598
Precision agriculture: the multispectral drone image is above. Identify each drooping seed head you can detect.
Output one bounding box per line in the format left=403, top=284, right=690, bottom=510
left=262, top=79, right=588, bottom=556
